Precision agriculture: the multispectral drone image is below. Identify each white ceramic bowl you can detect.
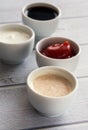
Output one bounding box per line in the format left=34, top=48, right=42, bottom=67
left=36, top=37, right=81, bottom=72
left=0, top=23, right=35, bottom=64
left=22, top=2, right=61, bottom=41
left=26, top=66, right=78, bottom=117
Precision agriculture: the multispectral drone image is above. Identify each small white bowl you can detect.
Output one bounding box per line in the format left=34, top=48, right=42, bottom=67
left=26, top=66, right=78, bottom=117
left=22, top=2, right=61, bottom=41
left=36, top=37, right=81, bottom=72
left=0, top=23, right=35, bottom=64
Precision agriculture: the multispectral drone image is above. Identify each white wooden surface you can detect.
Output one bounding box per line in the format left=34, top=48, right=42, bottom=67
left=0, top=0, right=88, bottom=130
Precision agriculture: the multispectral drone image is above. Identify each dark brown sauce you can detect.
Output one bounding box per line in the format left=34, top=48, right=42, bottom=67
left=26, top=6, right=58, bottom=20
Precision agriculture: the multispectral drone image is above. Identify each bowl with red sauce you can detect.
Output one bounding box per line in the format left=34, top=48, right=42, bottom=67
left=36, top=37, right=81, bottom=72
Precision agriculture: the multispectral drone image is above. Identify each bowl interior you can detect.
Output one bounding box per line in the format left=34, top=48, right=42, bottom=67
left=36, top=37, right=80, bottom=57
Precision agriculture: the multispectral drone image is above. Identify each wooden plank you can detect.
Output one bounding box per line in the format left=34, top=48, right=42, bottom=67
left=0, top=44, right=88, bottom=87
left=58, top=0, right=88, bottom=18
left=0, top=77, right=88, bottom=130
left=53, top=17, right=88, bottom=45
left=0, top=51, right=38, bottom=86
left=39, top=123, right=88, bottom=130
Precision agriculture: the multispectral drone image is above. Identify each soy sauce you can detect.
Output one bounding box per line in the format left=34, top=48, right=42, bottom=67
left=26, top=6, right=58, bottom=20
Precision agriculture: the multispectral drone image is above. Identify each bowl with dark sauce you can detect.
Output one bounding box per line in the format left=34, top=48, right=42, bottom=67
left=36, top=37, right=81, bottom=72
left=22, top=3, right=61, bottom=41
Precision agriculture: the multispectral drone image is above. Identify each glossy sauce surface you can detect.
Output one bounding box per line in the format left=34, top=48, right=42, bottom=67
left=26, top=6, right=58, bottom=20
left=41, top=41, right=76, bottom=59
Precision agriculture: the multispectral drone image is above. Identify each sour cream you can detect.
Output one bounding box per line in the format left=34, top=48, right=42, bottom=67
left=0, top=29, right=30, bottom=43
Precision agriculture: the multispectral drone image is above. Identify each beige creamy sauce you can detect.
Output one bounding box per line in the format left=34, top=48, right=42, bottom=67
left=0, top=29, right=30, bottom=43
left=33, top=74, right=72, bottom=97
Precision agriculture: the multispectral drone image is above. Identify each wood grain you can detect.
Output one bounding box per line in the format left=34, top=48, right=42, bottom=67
left=0, top=77, right=87, bottom=130
left=39, top=123, right=88, bottom=130
left=53, top=17, right=88, bottom=44
left=0, top=44, right=88, bottom=86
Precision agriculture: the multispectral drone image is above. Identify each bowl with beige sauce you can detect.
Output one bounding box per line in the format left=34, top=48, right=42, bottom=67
left=26, top=66, right=78, bottom=117
left=0, top=23, right=35, bottom=64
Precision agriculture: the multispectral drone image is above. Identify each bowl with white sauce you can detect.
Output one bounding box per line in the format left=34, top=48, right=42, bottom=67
left=26, top=66, right=78, bottom=117
left=0, top=23, right=35, bottom=64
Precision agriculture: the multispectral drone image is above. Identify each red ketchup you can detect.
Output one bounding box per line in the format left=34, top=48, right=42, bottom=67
left=41, top=41, right=76, bottom=59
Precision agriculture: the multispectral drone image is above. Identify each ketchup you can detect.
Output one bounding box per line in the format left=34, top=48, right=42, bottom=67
left=41, top=41, right=76, bottom=59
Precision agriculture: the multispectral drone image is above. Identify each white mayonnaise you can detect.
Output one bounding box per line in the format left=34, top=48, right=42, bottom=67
left=0, top=29, right=30, bottom=43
